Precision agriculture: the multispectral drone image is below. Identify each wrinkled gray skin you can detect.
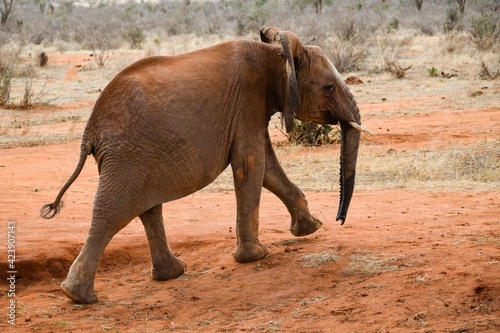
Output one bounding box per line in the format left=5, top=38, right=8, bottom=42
left=40, top=27, right=368, bottom=303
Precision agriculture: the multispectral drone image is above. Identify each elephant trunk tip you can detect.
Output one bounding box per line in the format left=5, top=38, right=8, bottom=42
left=336, top=215, right=346, bottom=226
left=40, top=202, right=63, bottom=219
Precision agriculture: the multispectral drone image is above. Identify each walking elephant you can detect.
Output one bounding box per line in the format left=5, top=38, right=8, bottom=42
left=41, top=27, right=372, bottom=303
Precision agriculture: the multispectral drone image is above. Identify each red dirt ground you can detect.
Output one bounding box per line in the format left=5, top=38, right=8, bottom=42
left=0, top=53, right=499, bottom=332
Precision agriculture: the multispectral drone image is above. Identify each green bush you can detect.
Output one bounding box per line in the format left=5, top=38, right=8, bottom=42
left=387, top=17, right=399, bottom=31
left=123, top=27, right=146, bottom=49
left=469, top=12, right=499, bottom=51
left=285, top=120, right=340, bottom=146
left=443, top=5, right=462, bottom=33
left=428, top=66, right=439, bottom=77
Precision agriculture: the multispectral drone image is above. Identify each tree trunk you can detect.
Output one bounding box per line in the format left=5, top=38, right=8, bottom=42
left=1, top=0, right=14, bottom=25
left=314, top=0, right=322, bottom=14
left=415, top=0, right=423, bottom=11
left=456, top=0, right=466, bottom=14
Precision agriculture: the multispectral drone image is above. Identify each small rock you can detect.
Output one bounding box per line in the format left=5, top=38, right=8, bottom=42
left=345, top=76, right=364, bottom=85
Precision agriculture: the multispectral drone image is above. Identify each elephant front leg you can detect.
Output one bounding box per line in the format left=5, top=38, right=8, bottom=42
left=231, top=150, right=269, bottom=263
left=263, top=131, right=322, bottom=237
left=139, top=204, right=186, bottom=280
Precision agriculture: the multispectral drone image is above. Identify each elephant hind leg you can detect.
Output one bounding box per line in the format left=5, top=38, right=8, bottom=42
left=61, top=212, right=137, bottom=303
left=61, top=182, right=144, bottom=303
left=139, top=204, right=185, bottom=281
left=61, top=232, right=115, bottom=304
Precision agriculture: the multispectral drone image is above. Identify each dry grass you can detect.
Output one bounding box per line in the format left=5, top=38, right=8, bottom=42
left=358, top=140, right=500, bottom=190
left=341, top=252, right=400, bottom=277
left=236, top=139, right=498, bottom=193
left=470, top=233, right=500, bottom=247
left=298, top=250, right=341, bottom=268
left=199, top=140, right=500, bottom=193
left=0, top=109, right=88, bottom=148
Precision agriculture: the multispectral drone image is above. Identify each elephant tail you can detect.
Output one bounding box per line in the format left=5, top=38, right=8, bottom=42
left=40, top=141, right=92, bottom=219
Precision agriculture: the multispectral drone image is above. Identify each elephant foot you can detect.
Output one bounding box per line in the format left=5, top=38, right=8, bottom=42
left=61, top=278, right=98, bottom=304
left=152, top=257, right=186, bottom=281
left=290, top=214, right=323, bottom=237
left=234, top=241, right=269, bottom=263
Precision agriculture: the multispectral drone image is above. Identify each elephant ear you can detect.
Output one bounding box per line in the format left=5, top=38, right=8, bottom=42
left=260, top=26, right=281, bottom=45
left=260, top=27, right=302, bottom=133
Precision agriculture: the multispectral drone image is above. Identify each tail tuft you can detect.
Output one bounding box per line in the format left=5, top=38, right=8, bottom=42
left=40, top=202, right=63, bottom=219
left=40, top=140, right=90, bottom=220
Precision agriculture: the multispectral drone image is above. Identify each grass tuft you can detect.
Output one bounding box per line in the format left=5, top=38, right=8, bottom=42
left=298, top=250, right=341, bottom=268
left=341, top=252, right=399, bottom=277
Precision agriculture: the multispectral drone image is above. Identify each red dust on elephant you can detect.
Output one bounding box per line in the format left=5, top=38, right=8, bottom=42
left=41, top=27, right=372, bottom=304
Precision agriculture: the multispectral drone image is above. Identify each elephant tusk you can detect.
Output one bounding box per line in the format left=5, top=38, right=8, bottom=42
left=349, top=122, right=374, bottom=135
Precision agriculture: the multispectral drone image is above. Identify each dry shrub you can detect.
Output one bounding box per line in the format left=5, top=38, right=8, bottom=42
left=478, top=61, right=500, bottom=80
left=75, top=14, right=122, bottom=68
left=376, top=33, right=412, bottom=74
left=0, top=41, right=40, bottom=108
left=333, top=17, right=359, bottom=42
left=321, top=36, right=369, bottom=73
left=443, top=5, right=463, bottom=33
left=469, top=12, right=500, bottom=51
left=387, top=63, right=412, bottom=79
left=0, top=42, right=20, bottom=106
left=414, top=21, right=436, bottom=36
left=123, top=27, right=146, bottom=50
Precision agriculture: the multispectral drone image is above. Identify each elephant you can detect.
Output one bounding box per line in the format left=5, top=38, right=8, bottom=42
left=41, top=27, right=372, bottom=304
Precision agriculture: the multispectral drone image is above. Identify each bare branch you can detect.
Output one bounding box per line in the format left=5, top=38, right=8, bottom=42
left=0, top=0, right=15, bottom=25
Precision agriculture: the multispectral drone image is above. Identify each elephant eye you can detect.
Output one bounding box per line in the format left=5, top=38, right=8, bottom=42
left=323, top=84, right=334, bottom=94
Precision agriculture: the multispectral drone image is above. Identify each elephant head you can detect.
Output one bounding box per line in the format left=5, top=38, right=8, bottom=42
left=260, top=27, right=373, bottom=225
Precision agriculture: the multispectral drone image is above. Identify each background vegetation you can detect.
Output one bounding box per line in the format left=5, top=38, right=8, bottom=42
left=0, top=0, right=498, bottom=190
left=0, top=0, right=498, bottom=69
left=1, top=0, right=498, bottom=138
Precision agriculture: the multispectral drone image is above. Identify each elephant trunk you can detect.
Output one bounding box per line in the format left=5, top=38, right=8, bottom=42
left=336, top=120, right=361, bottom=225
